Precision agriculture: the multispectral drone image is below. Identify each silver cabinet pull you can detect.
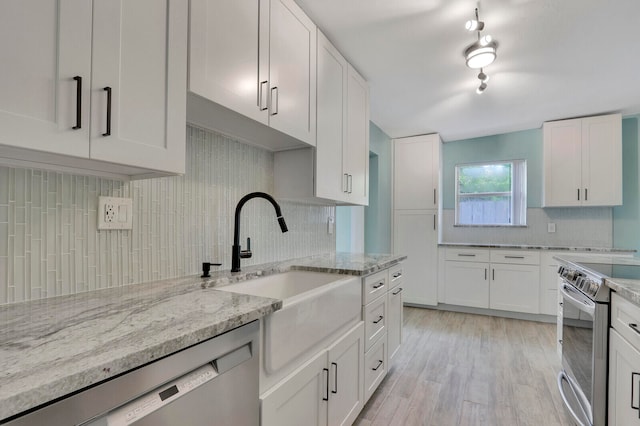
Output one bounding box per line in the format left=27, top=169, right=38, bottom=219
left=343, top=173, right=349, bottom=193
left=372, top=360, right=383, bottom=371
left=258, top=81, right=268, bottom=111
left=484, top=268, right=487, bottom=280
left=433, top=215, right=436, bottom=230
left=392, top=287, right=403, bottom=296
left=433, top=188, right=436, bottom=205
left=504, top=255, right=525, bottom=259
left=270, top=86, right=278, bottom=115
left=348, top=174, right=353, bottom=193
left=458, top=253, right=476, bottom=257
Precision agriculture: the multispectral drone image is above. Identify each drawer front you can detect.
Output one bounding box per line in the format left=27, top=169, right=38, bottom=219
left=364, top=295, right=387, bottom=351
left=363, top=270, right=388, bottom=305
left=445, top=247, right=490, bottom=263
left=388, top=264, right=404, bottom=290
left=364, top=333, right=387, bottom=402
left=490, top=249, right=540, bottom=265
left=611, top=292, right=640, bottom=350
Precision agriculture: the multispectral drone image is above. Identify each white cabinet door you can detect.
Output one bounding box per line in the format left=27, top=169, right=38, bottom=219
left=90, top=0, right=187, bottom=174
left=327, top=323, right=364, bottom=426
left=344, top=65, right=370, bottom=205
left=316, top=30, right=348, bottom=202
left=261, top=349, right=328, bottom=426
left=582, top=113, right=622, bottom=206
left=393, top=210, right=438, bottom=306
left=0, top=0, right=92, bottom=157
left=394, top=134, right=440, bottom=210
left=543, top=118, right=582, bottom=207
left=490, top=263, right=540, bottom=314
left=444, top=261, right=489, bottom=308
left=609, top=329, right=640, bottom=426
left=387, top=284, right=403, bottom=363
left=269, top=0, right=316, bottom=146
left=189, top=0, right=268, bottom=125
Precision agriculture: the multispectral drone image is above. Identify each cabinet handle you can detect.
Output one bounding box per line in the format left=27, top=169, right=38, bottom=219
left=343, top=173, right=349, bottom=193
left=322, top=368, right=329, bottom=401
left=331, top=362, right=338, bottom=394
left=632, top=372, right=640, bottom=411
left=433, top=215, right=436, bottom=230
left=392, top=287, right=403, bottom=296
left=373, top=281, right=385, bottom=289
left=348, top=174, right=353, bottom=193
left=258, top=81, right=268, bottom=111
left=585, top=188, right=588, bottom=201
left=492, top=269, right=495, bottom=280
left=392, top=272, right=402, bottom=279
left=433, top=188, right=436, bottom=205
left=577, top=188, right=580, bottom=201
left=373, top=315, right=384, bottom=324
left=457, top=253, right=476, bottom=257
left=270, top=86, right=278, bottom=115
left=372, top=360, right=383, bottom=371
left=72, top=76, right=82, bottom=130
left=485, top=268, right=487, bottom=280
left=103, top=87, right=112, bottom=136
left=629, top=323, right=640, bottom=336
left=505, top=255, right=525, bottom=259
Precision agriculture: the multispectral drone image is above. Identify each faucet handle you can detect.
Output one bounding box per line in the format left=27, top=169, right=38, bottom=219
left=201, top=262, right=222, bottom=278
left=240, top=237, right=252, bottom=259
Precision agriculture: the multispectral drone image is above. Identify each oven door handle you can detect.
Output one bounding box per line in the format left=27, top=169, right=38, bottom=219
left=560, top=283, right=596, bottom=317
left=557, top=371, right=591, bottom=426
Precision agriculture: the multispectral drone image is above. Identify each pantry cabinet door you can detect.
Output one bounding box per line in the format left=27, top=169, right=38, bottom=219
left=345, top=65, right=370, bottom=206
left=0, top=0, right=91, bottom=157
left=189, top=0, right=269, bottom=125
left=90, top=0, right=187, bottom=174
left=269, top=0, right=316, bottom=146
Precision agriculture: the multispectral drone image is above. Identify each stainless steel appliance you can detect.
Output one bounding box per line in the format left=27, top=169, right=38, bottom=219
left=4, top=321, right=259, bottom=426
left=556, top=258, right=640, bottom=426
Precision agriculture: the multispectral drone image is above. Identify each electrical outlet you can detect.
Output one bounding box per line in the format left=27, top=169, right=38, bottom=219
left=98, top=196, right=133, bottom=230
left=327, top=216, right=335, bottom=235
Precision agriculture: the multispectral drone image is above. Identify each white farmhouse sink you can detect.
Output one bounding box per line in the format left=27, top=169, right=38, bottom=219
left=217, top=271, right=361, bottom=374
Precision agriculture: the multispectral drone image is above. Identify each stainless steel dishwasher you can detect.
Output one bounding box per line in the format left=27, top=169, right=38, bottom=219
left=5, top=321, right=259, bottom=426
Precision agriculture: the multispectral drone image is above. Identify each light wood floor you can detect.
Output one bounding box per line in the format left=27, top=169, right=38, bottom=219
left=355, top=307, right=575, bottom=426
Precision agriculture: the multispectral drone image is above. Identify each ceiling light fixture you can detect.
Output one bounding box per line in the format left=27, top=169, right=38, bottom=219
left=464, top=8, right=498, bottom=93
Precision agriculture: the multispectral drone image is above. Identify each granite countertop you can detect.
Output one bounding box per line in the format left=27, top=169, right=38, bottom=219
left=439, top=242, right=635, bottom=253
left=606, top=278, right=640, bottom=306
left=0, top=252, right=404, bottom=421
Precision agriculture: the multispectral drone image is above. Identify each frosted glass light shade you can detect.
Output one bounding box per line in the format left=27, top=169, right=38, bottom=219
left=465, top=42, right=497, bottom=69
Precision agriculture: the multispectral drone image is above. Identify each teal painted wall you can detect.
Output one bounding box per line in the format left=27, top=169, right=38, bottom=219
left=613, top=116, right=640, bottom=253
left=365, top=122, right=392, bottom=253
left=442, top=129, right=543, bottom=209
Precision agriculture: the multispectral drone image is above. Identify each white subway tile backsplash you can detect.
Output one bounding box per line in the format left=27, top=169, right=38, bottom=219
left=0, top=125, right=335, bottom=305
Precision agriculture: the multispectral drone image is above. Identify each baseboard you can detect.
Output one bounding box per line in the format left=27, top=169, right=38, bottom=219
left=403, top=302, right=558, bottom=324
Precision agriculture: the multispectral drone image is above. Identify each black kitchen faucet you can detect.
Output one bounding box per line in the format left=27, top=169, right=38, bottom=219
left=231, top=192, right=288, bottom=272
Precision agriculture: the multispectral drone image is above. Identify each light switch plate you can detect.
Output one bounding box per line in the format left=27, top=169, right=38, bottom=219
left=98, top=196, right=133, bottom=230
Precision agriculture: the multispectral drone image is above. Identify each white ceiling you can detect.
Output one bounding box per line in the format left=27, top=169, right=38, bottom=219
left=295, top=0, right=640, bottom=141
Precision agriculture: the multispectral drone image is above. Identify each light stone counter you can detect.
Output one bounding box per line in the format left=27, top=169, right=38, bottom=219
left=606, top=278, right=640, bottom=307
left=440, top=242, right=635, bottom=253
left=0, top=252, right=404, bottom=421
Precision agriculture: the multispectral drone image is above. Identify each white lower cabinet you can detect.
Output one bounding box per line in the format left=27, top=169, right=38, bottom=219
left=609, top=329, right=640, bottom=425
left=261, top=322, right=364, bottom=426
left=444, top=260, right=489, bottom=308
left=490, top=263, right=539, bottom=313
left=364, top=331, right=387, bottom=403
left=387, top=264, right=404, bottom=363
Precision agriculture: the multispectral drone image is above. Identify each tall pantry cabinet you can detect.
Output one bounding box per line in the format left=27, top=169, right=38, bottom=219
left=392, top=134, right=441, bottom=306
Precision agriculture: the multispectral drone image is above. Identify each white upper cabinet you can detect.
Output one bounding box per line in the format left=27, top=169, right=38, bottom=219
left=394, top=134, right=440, bottom=210
left=0, top=0, right=92, bottom=157
left=543, top=113, right=622, bottom=207
left=188, top=0, right=316, bottom=150
left=345, top=65, right=370, bottom=206
left=0, top=0, right=187, bottom=178
left=90, top=0, right=187, bottom=174
left=315, top=30, right=348, bottom=202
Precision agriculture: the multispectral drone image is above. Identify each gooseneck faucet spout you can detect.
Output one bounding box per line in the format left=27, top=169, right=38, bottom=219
left=232, top=192, right=288, bottom=272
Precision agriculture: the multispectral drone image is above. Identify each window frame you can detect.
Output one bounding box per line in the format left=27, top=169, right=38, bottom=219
left=454, top=159, right=527, bottom=227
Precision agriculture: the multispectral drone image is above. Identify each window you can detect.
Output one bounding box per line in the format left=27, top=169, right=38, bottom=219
left=455, top=160, right=527, bottom=226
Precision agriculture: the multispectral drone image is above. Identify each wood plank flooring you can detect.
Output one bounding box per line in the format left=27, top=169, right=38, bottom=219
left=355, top=307, right=574, bottom=426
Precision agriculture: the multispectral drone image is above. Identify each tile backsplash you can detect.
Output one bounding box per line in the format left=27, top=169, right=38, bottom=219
left=0, top=126, right=335, bottom=305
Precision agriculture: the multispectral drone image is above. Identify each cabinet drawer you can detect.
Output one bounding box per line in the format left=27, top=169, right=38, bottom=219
left=445, top=248, right=490, bottom=263
left=611, top=293, right=640, bottom=350
left=363, top=270, right=388, bottom=305
left=490, top=250, right=540, bottom=265
left=363, top=295, right=387, bottom=351
left=388, top=264, right=403, bottom=289
left=364, top=333, right=387, bottom=402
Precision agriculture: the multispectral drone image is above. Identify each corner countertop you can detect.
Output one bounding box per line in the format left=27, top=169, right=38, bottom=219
left=0, top=252, right=404, bottom=421
left=439, top=242, right=635, bottom=253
